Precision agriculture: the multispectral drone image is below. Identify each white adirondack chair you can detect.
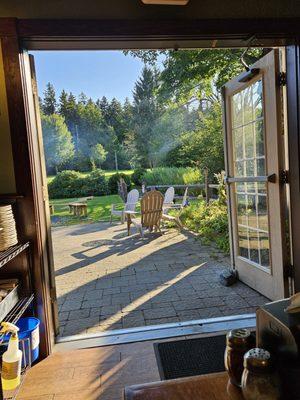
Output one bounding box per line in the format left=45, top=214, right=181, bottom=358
left=110, top=188, right=139, bottom=224
left=162, top=187, right=189, bottom=229
left=163, top=186, right=175, bottom=213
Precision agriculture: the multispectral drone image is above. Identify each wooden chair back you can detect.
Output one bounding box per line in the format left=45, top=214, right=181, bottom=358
left=141, top=190, right=164, bottom=228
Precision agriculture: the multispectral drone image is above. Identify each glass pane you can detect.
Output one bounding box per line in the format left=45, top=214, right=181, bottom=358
left=232, top=92, right=243, bottom=127
left=238, top=226, right=249, bottom=259
left=253, top=80, right=263, bottom=119
left=246, top=160, right=255, bottom=176
left=257, top=195, right=268, bottom=231
left=255, top=120, right=265, bottom=157
left=247, top=194, right=257, bottom=229
left=235, top=161, right=244, bottom=177
left=249, top=229, right=260, bottom=264
left=233, top=127, right=243, bottom=160
left=243, top=86, right=253, bottom=124
left=259, top=232, right=270, bottom=267
left=256, top=158, right=266, bottom=176
left=237, top=194, right=248, bottom=226
left=244, top=124, right=254, bottom=159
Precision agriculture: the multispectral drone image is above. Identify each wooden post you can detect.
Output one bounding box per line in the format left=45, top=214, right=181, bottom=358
left=204, top=167, right=209, bottom=204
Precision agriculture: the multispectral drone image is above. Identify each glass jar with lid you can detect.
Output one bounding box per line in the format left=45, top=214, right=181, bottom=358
left=241, top=348, right=281, bottom=400
left=224, top=328, right=254, bottom=387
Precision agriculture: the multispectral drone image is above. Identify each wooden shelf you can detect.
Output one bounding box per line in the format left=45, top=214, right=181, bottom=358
left=0, top=243, right=30, bottom=269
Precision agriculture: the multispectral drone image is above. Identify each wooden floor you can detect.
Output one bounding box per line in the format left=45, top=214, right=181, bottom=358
left=18, top=339, right=162, bottom=400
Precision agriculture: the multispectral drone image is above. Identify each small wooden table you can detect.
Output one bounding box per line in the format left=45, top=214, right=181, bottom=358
left=125, top=372, right=243, bottom=400
left=68, top=202, right=88, bottom=217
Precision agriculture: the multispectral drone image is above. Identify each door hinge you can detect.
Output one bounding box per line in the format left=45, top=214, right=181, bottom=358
left=278, top=72, right=287, bottom=87
left=279, top=170, right=289, bottom=184
left=285, top=264, right=294, bottom=279
left=50, top=287, right=57, bottom=303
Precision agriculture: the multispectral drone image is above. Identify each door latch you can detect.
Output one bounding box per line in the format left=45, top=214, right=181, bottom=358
left=278, top=72, right=287, bottom=87
left=285, top=264, right=294, bottom=279
left=279, top=170, right=289, bottom=184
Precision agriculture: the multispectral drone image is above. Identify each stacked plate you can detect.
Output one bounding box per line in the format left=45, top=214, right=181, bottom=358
left=0, top=205, right=18, bottom=252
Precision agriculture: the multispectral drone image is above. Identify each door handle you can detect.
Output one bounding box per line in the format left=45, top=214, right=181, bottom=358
left=225, top=174, right=276, bottom=184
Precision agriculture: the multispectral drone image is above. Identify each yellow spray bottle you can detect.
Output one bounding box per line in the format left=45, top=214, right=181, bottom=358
left=0, top=322, right=22, bottom=391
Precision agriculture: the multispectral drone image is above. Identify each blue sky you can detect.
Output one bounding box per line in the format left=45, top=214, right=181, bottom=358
left=31, top=50, right=151, bottom=103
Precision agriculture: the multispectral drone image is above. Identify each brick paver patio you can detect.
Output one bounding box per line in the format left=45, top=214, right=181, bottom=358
left=52, top=222, right=268, bottom=337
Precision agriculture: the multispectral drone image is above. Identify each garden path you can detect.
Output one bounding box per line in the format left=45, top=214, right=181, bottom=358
left=52, top=222, right=268, bottom=337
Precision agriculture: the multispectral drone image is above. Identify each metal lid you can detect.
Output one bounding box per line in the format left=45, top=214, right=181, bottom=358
left=243, top=348, right=272, bottom=372
left=226, top=329, right=252, bottom=347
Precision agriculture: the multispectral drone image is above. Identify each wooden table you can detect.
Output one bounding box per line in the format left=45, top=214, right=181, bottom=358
left=68, top=202, right=87, bottom=217
left=125, top=372, right=243, bottom=400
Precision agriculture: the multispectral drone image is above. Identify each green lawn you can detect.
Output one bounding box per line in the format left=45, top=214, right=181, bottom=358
left=50, top=195, right=125, bottom=226
left=47, top=169, right=133, bottom=184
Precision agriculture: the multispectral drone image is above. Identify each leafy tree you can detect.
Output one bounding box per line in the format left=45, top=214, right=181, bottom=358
left=126, top=49, right=263, bottom=102
left=90, top=143, right=107, bottom=169
left=166, top=101, right=224, bottom=178
left=41, top=113, right=74, bottom=173
left=41, top=82, right=57, bottom=115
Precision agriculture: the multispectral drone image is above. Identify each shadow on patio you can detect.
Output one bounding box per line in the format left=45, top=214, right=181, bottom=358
left=52, top=222, right=268, bottom=337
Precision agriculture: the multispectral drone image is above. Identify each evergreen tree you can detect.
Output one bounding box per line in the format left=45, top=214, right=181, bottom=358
left=42, top=82, right=57, bottom=115
left=132, top=66, right=161, bottom=168
left=58, top=89, right=68, bottom=118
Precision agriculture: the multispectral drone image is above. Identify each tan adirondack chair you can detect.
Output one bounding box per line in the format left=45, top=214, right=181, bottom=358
left=127, top=190, right=164, bottom=237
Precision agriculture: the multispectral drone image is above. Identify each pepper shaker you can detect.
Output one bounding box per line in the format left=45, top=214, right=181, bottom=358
left=241, top=348, right=281, bottom=400
left=224, top=328, right=253, bottom=387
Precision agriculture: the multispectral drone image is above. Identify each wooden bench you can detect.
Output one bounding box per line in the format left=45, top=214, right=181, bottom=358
left=68, top=202, right=87, bottom=217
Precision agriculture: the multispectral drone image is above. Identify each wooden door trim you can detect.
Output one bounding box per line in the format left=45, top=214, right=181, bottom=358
left=1, top=26, right=54, bottom=358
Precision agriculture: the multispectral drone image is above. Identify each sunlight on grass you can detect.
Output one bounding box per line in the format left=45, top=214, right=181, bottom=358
left=50, top=195, right=124, bottom=226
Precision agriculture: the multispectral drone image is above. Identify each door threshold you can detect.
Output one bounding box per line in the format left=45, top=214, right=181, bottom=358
left=55, top=313, right=256, bottom=351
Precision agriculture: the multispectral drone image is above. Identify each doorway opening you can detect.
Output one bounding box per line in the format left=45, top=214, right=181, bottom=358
left=29, top=47, right=289, bottom=342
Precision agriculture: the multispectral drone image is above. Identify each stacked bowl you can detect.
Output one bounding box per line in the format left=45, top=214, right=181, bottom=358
left=0, top=205, right=18, bottom=252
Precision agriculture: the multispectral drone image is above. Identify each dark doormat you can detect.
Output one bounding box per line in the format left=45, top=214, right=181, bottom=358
left=154, top=334, right=226, bottom=380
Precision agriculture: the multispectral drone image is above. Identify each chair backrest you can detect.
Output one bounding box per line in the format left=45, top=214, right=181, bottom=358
left=125, top=189, right=139, bottom=212
left=141, top=190, right=164, bottom=228
left=182, top=187, right=189, bottom=207
left=163, top=187, right=175, bottom=206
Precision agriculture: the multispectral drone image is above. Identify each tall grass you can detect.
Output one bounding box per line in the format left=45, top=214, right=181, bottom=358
left=143, top=167, right=201, bottom=186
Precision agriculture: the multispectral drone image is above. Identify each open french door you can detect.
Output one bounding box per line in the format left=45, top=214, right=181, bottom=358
left=21, top=52, right=60, bottom=337
left=223, top=49, right=289, bottom=300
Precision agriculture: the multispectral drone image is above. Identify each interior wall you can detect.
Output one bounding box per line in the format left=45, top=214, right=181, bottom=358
left=0, top=40, right=16, bottom=194
left=0, top=0, right=300, bottom=19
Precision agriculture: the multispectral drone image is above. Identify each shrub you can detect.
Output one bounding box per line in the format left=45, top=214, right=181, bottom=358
left=131, top=168, right=147, bottom=186
left=108, top=173, right=132, bottom=194
left=48, top=169, right=107, bottom=198
left=84, top=169, right=108, bottom=196
left=180, top=199, right=230, bottom=254
left=48, top=170, right=82, bottom=199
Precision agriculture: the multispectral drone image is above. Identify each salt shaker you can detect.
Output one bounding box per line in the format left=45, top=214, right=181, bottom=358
left=224, top=328, right=253, bottom=387
left=241, top=348, right=281, bottom=400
